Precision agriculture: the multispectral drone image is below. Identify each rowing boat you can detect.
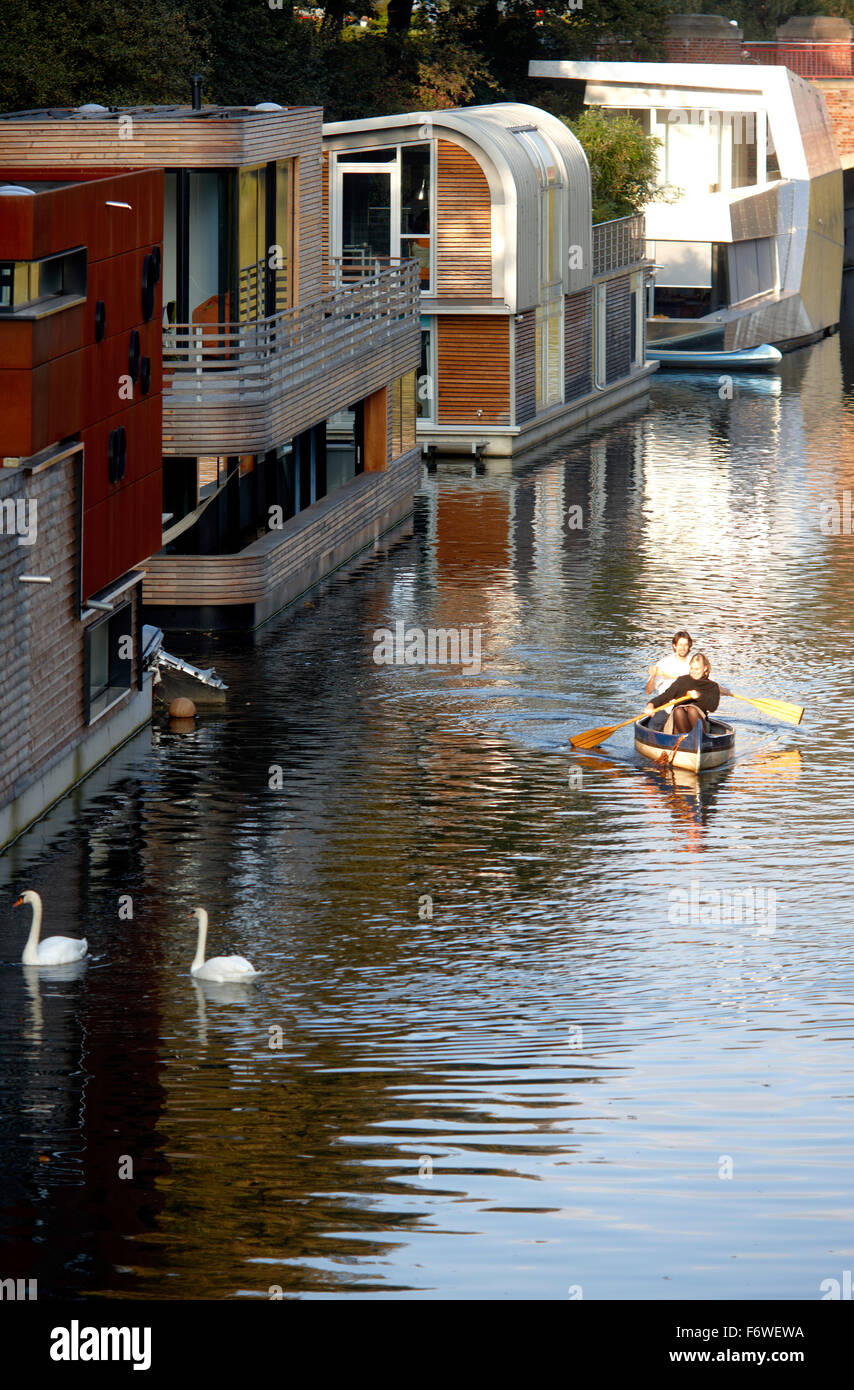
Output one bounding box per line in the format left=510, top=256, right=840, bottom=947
left=634, top=714, right=735, bottom=773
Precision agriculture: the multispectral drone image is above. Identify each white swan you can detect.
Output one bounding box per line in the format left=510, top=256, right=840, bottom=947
left=190, top=908, right=258, bottom=983
left=14, top=890, right=88, bottom=965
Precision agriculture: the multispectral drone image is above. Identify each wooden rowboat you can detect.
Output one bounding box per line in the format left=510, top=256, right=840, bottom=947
left=634, top=714, right=735, bottom=774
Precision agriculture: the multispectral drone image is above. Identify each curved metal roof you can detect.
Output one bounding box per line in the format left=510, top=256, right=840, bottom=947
left=323, top=103, right=593, bottom=309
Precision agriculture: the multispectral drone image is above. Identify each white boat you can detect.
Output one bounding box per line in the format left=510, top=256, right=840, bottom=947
left=648, top=343, right=782, bottom=371
left=530, top=59, right=843, bottom=352
left=142, top=625, right=227, bottom=709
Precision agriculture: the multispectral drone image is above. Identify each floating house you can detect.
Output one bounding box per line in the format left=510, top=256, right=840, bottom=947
left=530, top=61, right=844, bottom=352
left=0, top=168, right=162, bottom=849
left=0, top=96, right=421, bottom=634
left=323, top=103, right=655, bottom=458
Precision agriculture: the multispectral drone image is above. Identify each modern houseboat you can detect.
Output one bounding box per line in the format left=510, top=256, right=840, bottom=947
left=0, top=97, right=421, bottom=634
left=530, top=60, right=844, bottom=353
left=323, top=103, right=656, bottom=458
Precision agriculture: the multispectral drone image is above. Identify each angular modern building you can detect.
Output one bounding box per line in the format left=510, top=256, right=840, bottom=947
left=530, top=61, right=843, bottom=352
left=323, top=103, right=655, bottom=458
left=0, top=168, right=162, bottom=850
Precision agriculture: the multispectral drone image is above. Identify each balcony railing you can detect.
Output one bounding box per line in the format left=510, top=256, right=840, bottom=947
left=162, top=258, right=420, bottom=457
left=742, top=41, right=854, bottom=78
left=592, top=214, right=647, bottom=277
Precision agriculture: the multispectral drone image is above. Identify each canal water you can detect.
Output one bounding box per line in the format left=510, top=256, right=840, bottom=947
left=2, top=287, right=854, bottom=1300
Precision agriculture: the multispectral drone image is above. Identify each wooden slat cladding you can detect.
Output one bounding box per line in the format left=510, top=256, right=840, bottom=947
left=0, top=108, right=324, bottom=169
left=565, top=289, right=593, bottom=401
left=321, top=152, right=330, bottom=265
left=437, top=316, right=510, bottom=427
left=436, top=140, right=492, bottom=299
left=143, top=449, right=420, bottom=609
left=297, top=152, right=322, bottom=305
left=514, top=314, right=536, bottom=425
left=605, top=275, right=631, bottom=385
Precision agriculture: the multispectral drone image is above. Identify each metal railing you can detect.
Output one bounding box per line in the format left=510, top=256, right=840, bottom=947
left=742, top=41, right=854, bottom=78
left=161, top=258, right=420, bottom=456
left=592, top=214, right=647, bottom=277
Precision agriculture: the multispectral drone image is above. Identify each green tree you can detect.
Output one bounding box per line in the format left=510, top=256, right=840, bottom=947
left=566, top=106, right=661, bottom=223
left=0, top=0, right=197, bottom=111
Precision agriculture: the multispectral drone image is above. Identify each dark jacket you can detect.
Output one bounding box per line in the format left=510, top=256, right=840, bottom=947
left=652, top=674, right=720, bottom=713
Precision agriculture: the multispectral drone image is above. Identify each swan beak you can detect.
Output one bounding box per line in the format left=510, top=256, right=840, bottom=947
left=13, top=897, right=23, bottom=908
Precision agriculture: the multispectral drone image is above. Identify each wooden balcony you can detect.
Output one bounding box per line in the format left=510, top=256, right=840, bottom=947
left=592, top=215, right=647, bottom=278
left=162, top=258, right=420, bottom=457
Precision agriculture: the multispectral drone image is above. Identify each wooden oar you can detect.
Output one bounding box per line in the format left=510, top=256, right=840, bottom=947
left=570, top=696, right=694, bottom=751
left=729, top=694, right=804, bottom=726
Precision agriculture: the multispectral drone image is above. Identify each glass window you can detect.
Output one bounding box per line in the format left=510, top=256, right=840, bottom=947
left=238, top=164, right=267, bottom=320
left=0, top=249, right=85, bottom=314
left=391, top=371, right=418, bottom=457
left=86, top=603, right=134, bottom=722
left=337, top=149, right=397, bottom=163
left=401, top=144, right=431, bottom=292
left=535, top=297, right=563, bottom=410
left=189, top=170, right=221, bottom=324
left=341, top=172, right=392, bottom=266
left=163, top=170, right=178, bottom=322
left=417, top=316, right=434, bottom=422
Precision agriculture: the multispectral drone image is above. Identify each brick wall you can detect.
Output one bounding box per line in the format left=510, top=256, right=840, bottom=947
left=565, top=289, right=593, bottom=401
left=815, top=84, right=854, bottom=162
left=664, top=37, right=744, bottom=63
left=0, top=454, right=139, bottom=811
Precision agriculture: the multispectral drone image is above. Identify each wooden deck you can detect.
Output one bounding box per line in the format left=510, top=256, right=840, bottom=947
left=162, top=259, right=420, bottom=456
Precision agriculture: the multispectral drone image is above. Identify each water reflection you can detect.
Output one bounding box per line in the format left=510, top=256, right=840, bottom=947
left=1, top=291, right=854, bottom=1298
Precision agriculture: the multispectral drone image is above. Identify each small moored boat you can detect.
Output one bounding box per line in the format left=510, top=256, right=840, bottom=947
left=647, top=343, right=782, bottom=372
left=634, top=714, right=735, bottom=774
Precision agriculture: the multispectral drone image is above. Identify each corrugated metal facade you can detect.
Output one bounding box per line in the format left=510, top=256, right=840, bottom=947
left=564, top=290, right=593, bottom=400
left=515, top=314, right=537, bottom=424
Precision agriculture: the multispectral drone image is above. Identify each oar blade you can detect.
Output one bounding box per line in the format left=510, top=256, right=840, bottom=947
left=570, top=722, right=622, bottom=750
left=744, top=696, right=804, bottom=726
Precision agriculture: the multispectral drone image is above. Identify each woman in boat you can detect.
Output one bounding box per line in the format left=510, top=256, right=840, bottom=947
left=643, top=652, right=722, bottom=735
left=645, top=630, right=692, bottom=697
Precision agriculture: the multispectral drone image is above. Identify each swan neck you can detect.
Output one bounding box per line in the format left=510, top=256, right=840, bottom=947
left=192, top=912, right=208, bottom=970
left=22, top=895, right=42, bottom=965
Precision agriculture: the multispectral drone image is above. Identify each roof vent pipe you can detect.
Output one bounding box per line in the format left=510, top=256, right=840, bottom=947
left=190, top=75, right=203, bottom=111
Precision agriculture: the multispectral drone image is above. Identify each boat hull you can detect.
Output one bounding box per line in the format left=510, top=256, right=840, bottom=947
left=634, top=715, right=735, bottom=773
left=647, top=344, right=782, bottom=372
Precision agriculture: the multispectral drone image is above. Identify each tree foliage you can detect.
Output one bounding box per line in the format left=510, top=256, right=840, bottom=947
left=566, top=107, right=662, bottom=223
left=0, top=0, right=672, bottom=115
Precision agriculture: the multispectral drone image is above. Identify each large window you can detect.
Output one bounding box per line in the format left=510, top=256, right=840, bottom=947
left=85, top=603, right=134, bottom=723
left=514, top=127, right=564, bottom=411
left=334, top=143, right=432, bottom=290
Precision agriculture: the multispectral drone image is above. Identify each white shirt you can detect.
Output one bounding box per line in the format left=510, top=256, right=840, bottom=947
left=651, top=652, right=691, bottom=695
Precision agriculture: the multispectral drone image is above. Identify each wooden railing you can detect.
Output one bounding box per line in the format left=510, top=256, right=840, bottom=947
left=742, top=41, right=854, bottom=78
left=162, top=258, right=420, bottom=457
left=592, top=215, right=647, bottom=277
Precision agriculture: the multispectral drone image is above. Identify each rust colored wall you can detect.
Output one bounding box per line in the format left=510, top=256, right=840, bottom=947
left=0, top=168, right=164, bottom=600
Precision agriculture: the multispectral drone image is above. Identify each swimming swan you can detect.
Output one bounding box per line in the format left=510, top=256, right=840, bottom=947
left=190, top=908, right=258, bottom=983
left=14, top=890, right=88, bottom=966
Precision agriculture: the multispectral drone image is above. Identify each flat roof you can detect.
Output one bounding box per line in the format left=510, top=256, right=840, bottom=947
left=0, top=104, right=309, bottom=122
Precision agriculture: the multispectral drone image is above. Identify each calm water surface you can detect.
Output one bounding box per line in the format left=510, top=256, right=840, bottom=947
left=2, top=288, right=854, bottom=1300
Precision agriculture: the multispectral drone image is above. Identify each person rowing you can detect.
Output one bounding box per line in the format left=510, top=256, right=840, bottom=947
left=643, top=652, right=731, bottom=735
left=645, top=630, right=693, bottom=697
